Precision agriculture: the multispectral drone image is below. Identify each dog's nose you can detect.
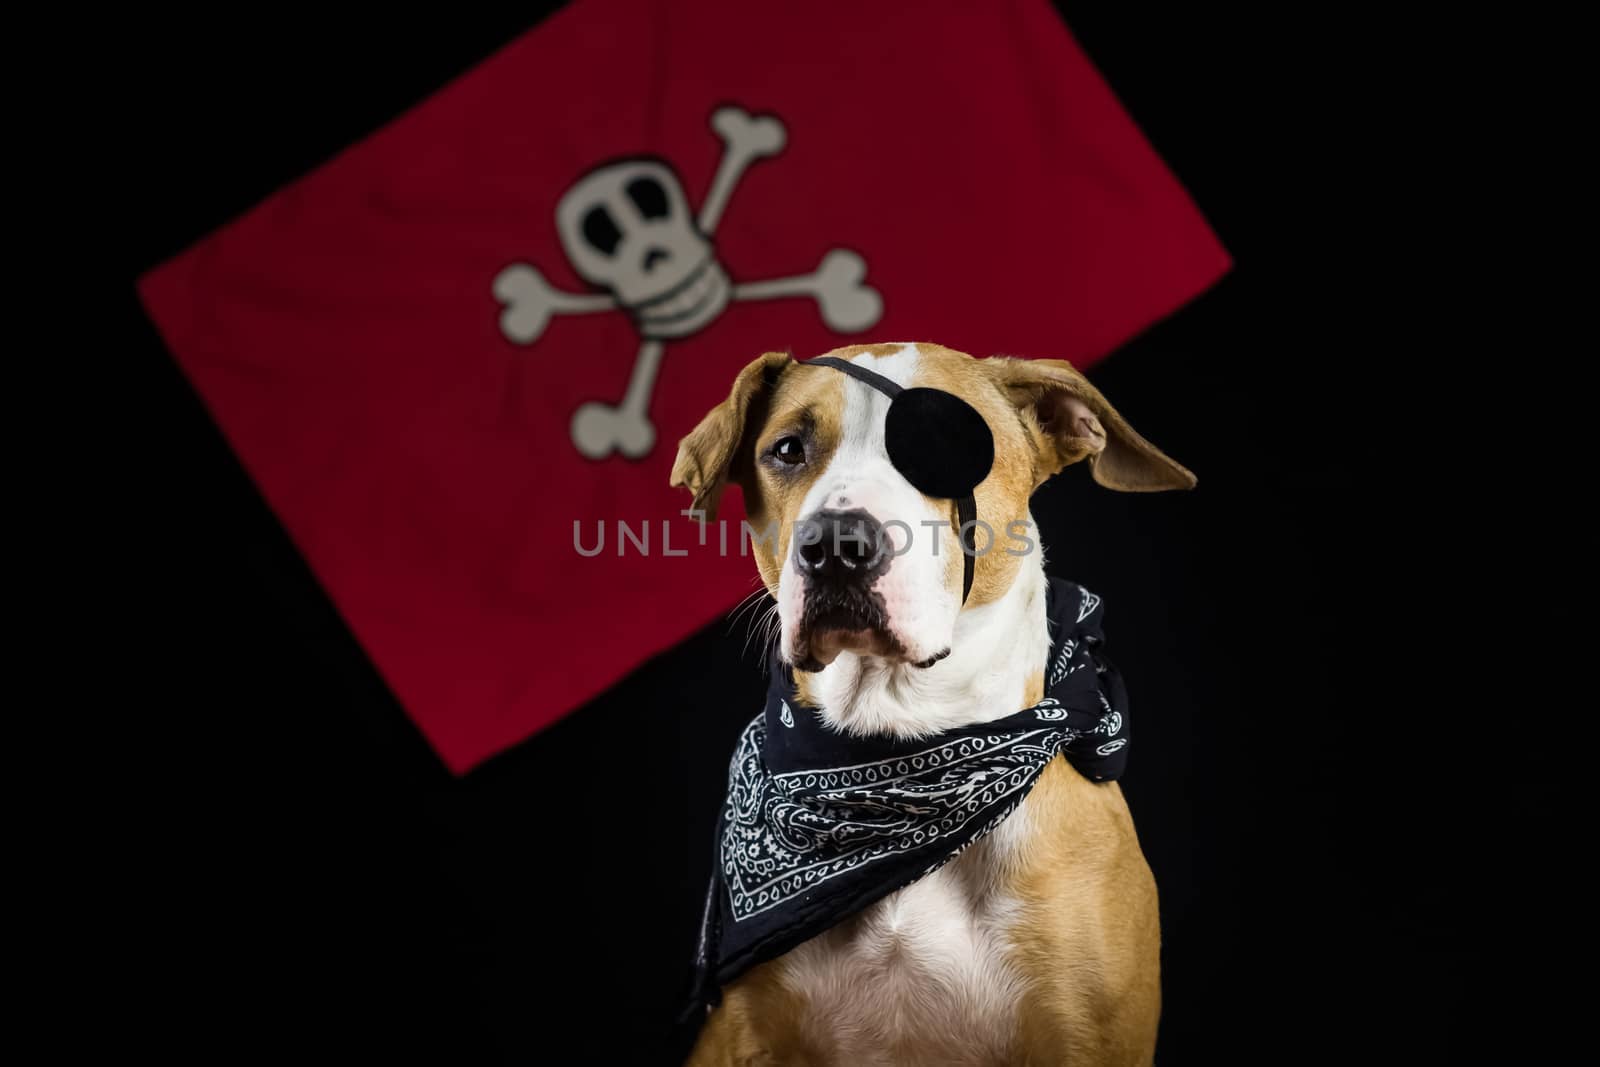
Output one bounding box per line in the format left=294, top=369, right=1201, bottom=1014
left=794, top=509, right=887, bottom=581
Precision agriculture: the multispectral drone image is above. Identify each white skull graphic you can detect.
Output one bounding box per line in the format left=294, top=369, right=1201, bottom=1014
left=493, top=106, right=885, bottom=459
left=554, top=160, right=731, bottom=339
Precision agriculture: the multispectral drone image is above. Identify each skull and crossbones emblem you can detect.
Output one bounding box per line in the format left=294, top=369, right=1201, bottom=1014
left=492, top=106, right=885, bottom=459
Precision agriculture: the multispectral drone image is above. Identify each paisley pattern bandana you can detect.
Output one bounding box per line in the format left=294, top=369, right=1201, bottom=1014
left=688, top=577, right=1130, bottom=1008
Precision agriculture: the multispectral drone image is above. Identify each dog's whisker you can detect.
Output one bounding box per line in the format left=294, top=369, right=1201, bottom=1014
left=727, top=585, right=772, bottom=631
left=741, top=601, right=780, bottom=663
left=739, top=595, right=780, bottom=660
left=756, top=603, right=781, bottom=664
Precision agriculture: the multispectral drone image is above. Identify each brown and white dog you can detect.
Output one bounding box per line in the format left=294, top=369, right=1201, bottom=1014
left=672, top=342, right=1194, bottom=1066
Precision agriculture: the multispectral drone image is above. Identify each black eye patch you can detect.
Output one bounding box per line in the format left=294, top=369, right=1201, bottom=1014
left=803, top=355, right=995, bottom=603
left=885, top=387, right=994, bottom=500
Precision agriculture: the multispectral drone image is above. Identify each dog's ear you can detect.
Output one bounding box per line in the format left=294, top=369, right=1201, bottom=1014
left=985, top=357, right=1196, bottom=491
left=670, top=350, right=793, bottom=519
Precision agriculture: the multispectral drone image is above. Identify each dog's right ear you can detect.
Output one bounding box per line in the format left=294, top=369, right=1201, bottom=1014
left=985, top=356, right=1196, bottom=492
left=670, top=350, right=793, bottom=520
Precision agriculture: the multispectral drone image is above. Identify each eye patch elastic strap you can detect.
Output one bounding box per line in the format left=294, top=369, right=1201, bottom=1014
left=807, top=355, right=906, bottom=399
left=804, top=356, right=986, bottom=603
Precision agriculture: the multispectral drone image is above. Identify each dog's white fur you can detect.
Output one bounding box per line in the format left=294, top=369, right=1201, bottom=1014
left=774, top=346, right=1055, bottom=1062
left=778, top=347, right=963, bottom=671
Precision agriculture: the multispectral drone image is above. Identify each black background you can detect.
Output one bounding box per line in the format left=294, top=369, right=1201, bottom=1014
left=97, top=3, right=1547, bottom=1063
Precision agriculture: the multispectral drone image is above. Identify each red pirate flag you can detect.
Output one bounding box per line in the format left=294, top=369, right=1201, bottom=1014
left=138, top=0, right=1229, bottom=772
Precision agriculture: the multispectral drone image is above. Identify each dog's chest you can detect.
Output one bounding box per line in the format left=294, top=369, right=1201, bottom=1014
left=775, top=827, right=1030, bottom=1066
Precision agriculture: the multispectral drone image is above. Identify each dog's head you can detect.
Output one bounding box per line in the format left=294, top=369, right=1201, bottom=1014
left=671, top=343, right=1193, bottom=672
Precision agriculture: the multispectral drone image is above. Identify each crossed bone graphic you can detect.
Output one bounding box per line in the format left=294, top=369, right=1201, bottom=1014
left=493, top=106, right=885, bottom=459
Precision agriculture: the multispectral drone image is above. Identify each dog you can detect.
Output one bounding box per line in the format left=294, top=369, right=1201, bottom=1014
left=672, top=342, right=1194, bottom=1066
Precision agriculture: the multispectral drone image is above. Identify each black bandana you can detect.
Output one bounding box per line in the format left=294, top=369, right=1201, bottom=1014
left=688, top=578, right=1130, bottom=1009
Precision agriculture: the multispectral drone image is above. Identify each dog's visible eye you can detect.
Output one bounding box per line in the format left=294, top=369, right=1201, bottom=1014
left=772, top=436, right=806, bottom=467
